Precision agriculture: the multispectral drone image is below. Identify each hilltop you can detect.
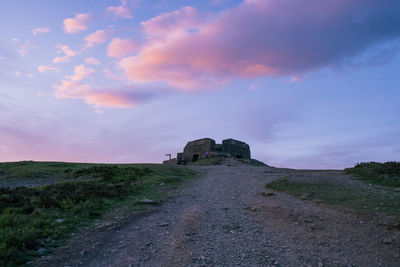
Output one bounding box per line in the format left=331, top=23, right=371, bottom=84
left=1, top=160, right=399, bottom=266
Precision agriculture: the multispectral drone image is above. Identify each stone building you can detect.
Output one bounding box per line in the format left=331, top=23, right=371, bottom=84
left=222, top=138, right=251, bottom=159
left=174, top=137, right=251, bottom=164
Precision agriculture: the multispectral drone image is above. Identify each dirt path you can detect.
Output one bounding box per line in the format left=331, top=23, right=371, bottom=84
left=36, top=159, right=400, bottom=266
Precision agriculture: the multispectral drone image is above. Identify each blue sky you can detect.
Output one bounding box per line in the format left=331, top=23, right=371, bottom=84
left=0, top=0, right=399, bottom=169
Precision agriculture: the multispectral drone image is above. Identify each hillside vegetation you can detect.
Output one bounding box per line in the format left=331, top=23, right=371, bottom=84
left=345, top=161, right=400, bottom=187
left=0, top=161, right=196, bottom=266
left=266, top=162, right=400, bottom=225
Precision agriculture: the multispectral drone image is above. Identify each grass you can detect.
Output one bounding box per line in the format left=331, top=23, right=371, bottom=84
left=189, top=157, right=223, bottom=166
left=345, top=161, right=400, bottom=187
left=266, top=178, right=400, bottom=223
left=0, top=161, right=197, bottom=266
left=188, top=157, right=266, bottom=166
left=236, top=158, right=266, bottom=166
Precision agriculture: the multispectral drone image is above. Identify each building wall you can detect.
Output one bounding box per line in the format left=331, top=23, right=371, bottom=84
left=176, top=138, right=251, bottom=164
left=222, top=138, right=251, bottom=159
left=183, top=138, right=216, bottom=162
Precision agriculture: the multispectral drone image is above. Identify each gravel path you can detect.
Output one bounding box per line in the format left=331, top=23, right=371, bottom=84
left=36, top=159, right=400, bottom=266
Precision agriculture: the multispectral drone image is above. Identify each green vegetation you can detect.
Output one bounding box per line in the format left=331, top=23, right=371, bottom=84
left=237, top=158, right=266, bottom=166
left=266, top=178, right=400, bottom=222
left=188, top=157, right=266, bottom=166
left=189, top=157, right=223, bottom=166
left=345, top=161, right=400, bottom=187
left=0, top=161, right=197, bottom=266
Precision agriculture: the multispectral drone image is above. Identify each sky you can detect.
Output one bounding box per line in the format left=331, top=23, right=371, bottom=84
left=0, top=0, right=399, bottom=169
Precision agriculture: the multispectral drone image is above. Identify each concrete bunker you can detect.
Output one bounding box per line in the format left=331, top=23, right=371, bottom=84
left=172, top=138, right=251, bottom=164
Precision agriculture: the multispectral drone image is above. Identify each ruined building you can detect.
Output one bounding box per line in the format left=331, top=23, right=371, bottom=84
left=172, top=138, right=251, bottom=164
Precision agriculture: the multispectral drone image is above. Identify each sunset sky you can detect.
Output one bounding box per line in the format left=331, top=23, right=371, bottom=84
left=1, top=0, right=399, bottom=169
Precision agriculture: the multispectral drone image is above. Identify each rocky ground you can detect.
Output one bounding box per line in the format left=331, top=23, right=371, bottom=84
left=35, top=159, right=400, bottom=266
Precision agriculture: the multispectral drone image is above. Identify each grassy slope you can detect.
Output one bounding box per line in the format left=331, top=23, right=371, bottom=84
left=266, top=162, right=400, bottom=225
left=0, top=161, right=197, bottom=266
left=189, top=157, right=223, bottom=166
left=345, top=161, right=400, bottom=187
left=266, top=178, right=400, bottom=220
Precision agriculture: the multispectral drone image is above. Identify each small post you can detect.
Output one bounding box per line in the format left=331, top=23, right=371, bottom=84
left=165, top=154, right=171, bottom=160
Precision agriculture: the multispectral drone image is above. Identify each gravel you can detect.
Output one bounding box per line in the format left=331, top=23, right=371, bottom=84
left=36, top=159, right=400, bottom=266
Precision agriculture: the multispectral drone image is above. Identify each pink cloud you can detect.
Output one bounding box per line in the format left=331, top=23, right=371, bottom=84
left=63, top=13, right=92, bottom=34
left=53, top=64, right=153, bottom=108
left=84, top=91, right=138, bottom=108
left=38, top=65, right=59, bottom=73
left=141, top=6, right=203, bottom=37
left=32, top=27, right=51, bottom=35
left=107, top=38, right=140, bottom=58
left=85, top=57, right=101, bottom=65
left=67, top=64, right=95, bottom=81
left=18, top=42, right=36, bottom=57
left=84, top=30, right=113, bottom=48
left=118, top=0, right=400, bottom=90
left=53, top=44, right=77, bottom=63
left=54, top=83, right=152, bottom=108
left=103, top=69, right=124, bottom=80
left=106, top=0, right=133, bottom=18
left=53, top=64, right=94, bottom=98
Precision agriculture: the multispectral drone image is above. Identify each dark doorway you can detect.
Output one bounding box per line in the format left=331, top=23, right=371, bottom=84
left=236, top=155, right=242, bottom=159
left=192, top=154, right=199, bottom=162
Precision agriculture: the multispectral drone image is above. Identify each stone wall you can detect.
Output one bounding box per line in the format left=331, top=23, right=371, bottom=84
left=175, top=137, right=251, bottom=164
left=222, top=138, right=251, bottom=159
left=183, top=138, right=215, bottom=163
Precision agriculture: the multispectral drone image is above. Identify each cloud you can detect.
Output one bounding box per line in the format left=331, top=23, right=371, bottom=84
left=11, top=70, right=35, bottom=78
left=53, top=44, right=77, bottom=63
left=248, top=84, right=257, bottom=90
left=85, top=57, right=101, bottom=65
left=67, top=64, right=95, bottom=81
left=18, top=42, right=36, bottom=57
left=63, top=13, right=92, bottom=34
left=119, top=0, right=400, bottom=90
left=83, top=90, right=147, bottom=108
left=53, top=64, right=152, bottom=108
left=106, top=0, right=133, bottom=18
left=38, top=65, right=59, bottom=73
left=141, top=6, right=202, bottom=37
left=103, top=69, right=124, bottom=80
left=84, top=30, right=113, bottom=48
left=53, top=65, right=94, bottom=97
left=209, top=0, right=230, bottom=6
left=54, top=82, right=153, bottom=108
left=107, top=38, right=140, bottom=58
left=32, top=27, right=51, bottom=35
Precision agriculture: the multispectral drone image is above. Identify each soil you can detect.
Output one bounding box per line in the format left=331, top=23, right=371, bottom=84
left=35, top=159, right=400, bottom=266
